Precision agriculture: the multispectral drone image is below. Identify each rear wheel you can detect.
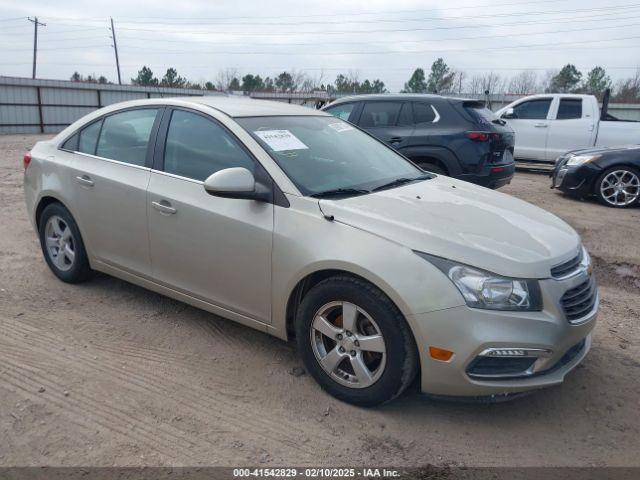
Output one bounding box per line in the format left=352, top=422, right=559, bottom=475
left=595, top=166, right=640, bottom=208
left=295, top=275, right=418, bottom=407
left=38, top=203, right=93, bottom=283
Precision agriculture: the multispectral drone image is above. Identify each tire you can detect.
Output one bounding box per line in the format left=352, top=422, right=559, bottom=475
left=295, top=275, right=418, bottom=407
left=595, top=166, right=640, bottom=208
left=416, top=162, right=446, bottom=175
left=38, top=202, right=93, bottom=283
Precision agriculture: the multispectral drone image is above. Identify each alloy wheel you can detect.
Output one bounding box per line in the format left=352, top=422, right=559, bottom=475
left=600, top=169, right=640, bottom=207
left=44, top=215, right=75, bottom=271
left=310, top=301, right=387, bottom=389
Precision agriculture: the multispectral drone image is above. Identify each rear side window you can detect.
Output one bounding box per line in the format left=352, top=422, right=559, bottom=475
left=557, top=98, right=582, bottom=120
left=78, top=120, right=103, bottom=155
left=360, top=102, right=402, bottom=127
left=325, top=103, right=355, bottom=121
left=512, top=99, right=552, bottom=120
left=61, top=133, right=79, bottom=151
left=163, top=109, right=254, bottom=181
left=96, top=109, right=158, bottom=166
left=413, top=103, right=436, bottom=125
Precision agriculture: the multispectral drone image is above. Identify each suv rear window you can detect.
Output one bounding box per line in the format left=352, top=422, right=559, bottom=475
left=464, top=102, right=499, bottom=126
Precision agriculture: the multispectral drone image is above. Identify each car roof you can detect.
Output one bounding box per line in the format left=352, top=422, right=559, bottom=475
left=325, top=93, right=469, bottom=106
left=167, top=95, right=329, bottom=117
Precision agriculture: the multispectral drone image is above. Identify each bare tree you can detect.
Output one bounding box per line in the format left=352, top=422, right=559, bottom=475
left=215, top=68, right=240, bottom=91
left=539, top=69, right=558, bottom=94
left=467, top=72, right=506, bottom=95
left=613, top=69, right=640, bottom=102
left=508, top=71, right=538, bottom=95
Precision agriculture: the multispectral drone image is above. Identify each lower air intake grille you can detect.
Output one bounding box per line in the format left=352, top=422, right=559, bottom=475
left=560, top=276, right=597, bottom=323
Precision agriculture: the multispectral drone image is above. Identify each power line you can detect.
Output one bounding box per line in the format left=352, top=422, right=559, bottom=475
left=42, top=3, right=640, bottom=31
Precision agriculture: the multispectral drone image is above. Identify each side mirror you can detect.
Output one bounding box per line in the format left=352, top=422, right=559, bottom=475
left=203, top=167, right=270, bottom=202
left=502, top=107, right=516, bottom=119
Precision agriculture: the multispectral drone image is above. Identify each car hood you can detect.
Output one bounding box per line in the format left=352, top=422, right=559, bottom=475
left=318, top=176, right=581, bottom=278
left=566, top=144, right=640, bottom=156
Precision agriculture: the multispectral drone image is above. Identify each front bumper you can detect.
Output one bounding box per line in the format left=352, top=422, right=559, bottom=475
left=551, top=160, right=599, bottom=197
left=409, top=273, right=598, bottom=397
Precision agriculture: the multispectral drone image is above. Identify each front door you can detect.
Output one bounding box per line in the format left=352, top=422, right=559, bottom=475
left=146, top=108, right=274, bottom=323
left=502, top=98, right=553, bottom=161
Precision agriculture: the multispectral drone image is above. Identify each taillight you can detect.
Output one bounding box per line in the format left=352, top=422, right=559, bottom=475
left=466, top=132, right=500, bottom=142
left=23, top=152, right=32, bottom=170
left=466, top=131, right=490, bottom=142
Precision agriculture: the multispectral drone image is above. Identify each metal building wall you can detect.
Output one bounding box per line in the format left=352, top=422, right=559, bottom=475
left=0, top=76, right=220, bottom=134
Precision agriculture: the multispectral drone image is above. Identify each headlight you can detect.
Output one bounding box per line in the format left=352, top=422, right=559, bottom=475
left=416, top=252, right=542, bottom=311
left=566, top=154, right=601, bottom=166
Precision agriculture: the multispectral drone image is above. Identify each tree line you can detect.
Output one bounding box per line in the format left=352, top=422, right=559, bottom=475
left=69, top=61, right=640, bottom=102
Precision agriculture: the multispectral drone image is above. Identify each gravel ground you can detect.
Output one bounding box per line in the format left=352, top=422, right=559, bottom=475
left=1, top=134, right=639, bottom=467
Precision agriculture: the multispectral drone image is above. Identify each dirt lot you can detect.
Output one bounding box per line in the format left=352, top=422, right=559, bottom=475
left=1, top=134, right=639, bottom=467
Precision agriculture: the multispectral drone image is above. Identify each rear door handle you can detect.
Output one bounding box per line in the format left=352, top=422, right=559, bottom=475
left=152, top=200, right=177, bottom=215
left=534, top=123, right=548, bottom=128
left=389, top=137, right=403, bottom=144
left=75, top=175, right=94, bottom=187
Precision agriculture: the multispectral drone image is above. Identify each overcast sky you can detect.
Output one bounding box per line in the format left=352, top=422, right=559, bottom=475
left=1, top=0, right=639, bottom=91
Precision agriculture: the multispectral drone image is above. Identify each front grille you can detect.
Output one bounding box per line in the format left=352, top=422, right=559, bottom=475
left=560, top=276, right=597, bottom=323
left=551, top=250, right=583, bottom=278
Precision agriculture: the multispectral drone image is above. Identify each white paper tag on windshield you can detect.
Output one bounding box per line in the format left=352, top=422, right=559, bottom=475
left=328, top=122, right=354, bottom=133
left=254, top=130, right=308, bottom=151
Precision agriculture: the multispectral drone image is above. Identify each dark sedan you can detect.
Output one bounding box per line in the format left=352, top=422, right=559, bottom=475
left=552, top=145, right=640, bottom=208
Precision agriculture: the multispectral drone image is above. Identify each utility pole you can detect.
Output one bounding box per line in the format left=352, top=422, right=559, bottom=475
left=109, top=17, right=122, bottom=85
left=27, top=17, right=46, bottom=79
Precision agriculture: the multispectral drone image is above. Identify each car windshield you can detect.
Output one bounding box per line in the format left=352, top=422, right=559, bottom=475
left=236, top=116, right=429, bottom=196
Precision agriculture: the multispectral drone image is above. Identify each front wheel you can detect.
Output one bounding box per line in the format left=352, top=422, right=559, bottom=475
left=595, top=166, right=640, bottom=208
left=295, top=276, right=418, bottom=407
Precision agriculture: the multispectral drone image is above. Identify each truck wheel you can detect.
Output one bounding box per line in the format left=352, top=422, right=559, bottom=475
left=295, top=275, right=418, bottom=407
left=595, top=166, right=640, bottom=208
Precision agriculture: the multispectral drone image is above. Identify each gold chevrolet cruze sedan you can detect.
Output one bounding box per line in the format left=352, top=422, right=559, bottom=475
left=24, top=97, right=598, bottom=406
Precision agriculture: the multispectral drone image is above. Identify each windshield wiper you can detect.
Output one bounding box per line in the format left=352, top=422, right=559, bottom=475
left=372, top=175, right=432, bottom=192
left=310, top=187, right=371, bottom=198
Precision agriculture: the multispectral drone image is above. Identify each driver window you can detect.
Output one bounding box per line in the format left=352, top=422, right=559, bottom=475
left=510, top=99, right=552, bottom=120
left=163, top=110, right=254, bottom=181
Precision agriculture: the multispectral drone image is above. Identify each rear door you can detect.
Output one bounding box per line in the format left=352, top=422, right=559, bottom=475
left=356, top=101, right=415, bottom=150
left=501, top=97, right=553, bottom=161
left=146, top=108, right=274, bottom=323
left=545, top=97, right=596, bottom=160
left=66, top=107, right=161, bottom=276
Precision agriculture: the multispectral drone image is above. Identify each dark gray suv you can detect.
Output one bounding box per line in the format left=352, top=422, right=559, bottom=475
left=323, top=94, right=516, bottom=189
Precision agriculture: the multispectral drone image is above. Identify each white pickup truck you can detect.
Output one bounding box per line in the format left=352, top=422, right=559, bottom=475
left=496, top=93, right=640, bottom=163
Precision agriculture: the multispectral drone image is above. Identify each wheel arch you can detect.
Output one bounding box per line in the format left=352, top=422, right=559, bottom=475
left=284, top=266, right=412, bottom=340
left=402, top=146, right=463, bottom=176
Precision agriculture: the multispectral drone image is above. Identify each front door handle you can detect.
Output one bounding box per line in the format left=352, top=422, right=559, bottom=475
left=534, top=123, right=548, bottom=128
left=75, top=175, right=94, bottom=187
left=152, top=200, right=177, bottom=215
left=389, top=136, right=403, bottom=144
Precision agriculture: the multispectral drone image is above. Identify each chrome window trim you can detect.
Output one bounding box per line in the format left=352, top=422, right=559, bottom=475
left=150, top=168, right=204, bottom=185
left=69, top=150, right=151, bottom=172
left=431, top=105, right=440, bottom=123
